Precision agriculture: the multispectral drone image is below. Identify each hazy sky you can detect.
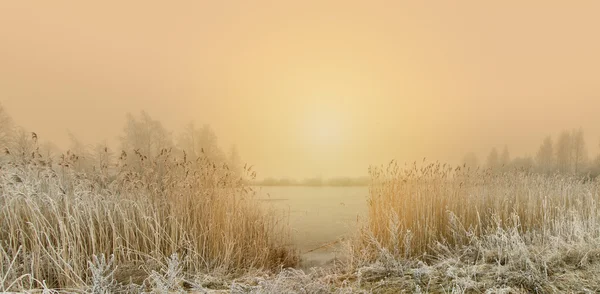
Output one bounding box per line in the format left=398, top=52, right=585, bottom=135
left=1, top=1, right=600, bottom=178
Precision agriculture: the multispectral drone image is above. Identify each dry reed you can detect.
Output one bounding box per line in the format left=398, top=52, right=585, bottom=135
left=356, top=160, right=600, bottom=260
left=0, top=147, right=297, bottom=291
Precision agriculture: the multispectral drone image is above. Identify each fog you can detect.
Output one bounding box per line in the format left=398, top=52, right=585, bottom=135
left=1, top=1, right=600, bottom=179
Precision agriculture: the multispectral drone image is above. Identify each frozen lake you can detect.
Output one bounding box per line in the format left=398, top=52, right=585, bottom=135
left=255, top=186, right=369, bottom=266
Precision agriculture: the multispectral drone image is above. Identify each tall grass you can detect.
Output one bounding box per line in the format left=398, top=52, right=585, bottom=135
left=0, top=147, right=297, bottom=291
left=356, top=160, right=600, bottom=260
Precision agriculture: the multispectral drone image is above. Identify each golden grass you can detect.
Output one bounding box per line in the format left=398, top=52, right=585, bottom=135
left=0, top=148, right=297, bottom=290
left=356, top=160, right=600, bottom=260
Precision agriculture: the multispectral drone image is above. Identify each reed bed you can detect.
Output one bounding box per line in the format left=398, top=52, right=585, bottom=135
left=356, top=160, right=600, bottom=260
left=5, top=148, right=600, bottom=292
left=0, top=148, right=297, bottom=291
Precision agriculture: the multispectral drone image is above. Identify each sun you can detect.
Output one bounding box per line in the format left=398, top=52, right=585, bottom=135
left=304, top=109, right=345, bottom=149
left=314, top=118, right=339, bottom=142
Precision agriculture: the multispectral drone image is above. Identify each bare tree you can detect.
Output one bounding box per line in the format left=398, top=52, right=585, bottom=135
left=571, top=128, right=588, bottom=174
left=178, top=122, right=200, bottom=157
left=486, top=148, right=499, bottom=170
left=500, top=146, right=510, bottom=169
left=120, top=111, right=173, bottom=158
left=556, top=130, right=572, bottom=173
left=177, top=122, right=224, bottom=162
left=535, top=136, right=554, bottom=173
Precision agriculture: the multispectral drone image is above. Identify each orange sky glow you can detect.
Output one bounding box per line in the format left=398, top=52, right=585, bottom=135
left=1, top=1, right=600, bottom=178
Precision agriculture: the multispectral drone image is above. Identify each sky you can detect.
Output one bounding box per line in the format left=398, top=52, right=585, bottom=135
left=1, top=1, right=600, bottom=178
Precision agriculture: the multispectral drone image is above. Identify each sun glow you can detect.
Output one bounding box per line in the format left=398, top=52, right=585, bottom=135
left=304, top=109, right=345, bottom=149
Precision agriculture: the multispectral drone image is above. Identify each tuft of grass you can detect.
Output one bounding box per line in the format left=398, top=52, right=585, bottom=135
left=88, top=254, right=117, bottom=294
left=0, top=148, right=297, bottom=291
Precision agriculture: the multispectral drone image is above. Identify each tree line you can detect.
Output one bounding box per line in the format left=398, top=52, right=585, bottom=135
left=463, top=128, right=600, bottom=177
left=255, top=176, right=370, bottom=187
left=0, top=103, right=244, bottom=179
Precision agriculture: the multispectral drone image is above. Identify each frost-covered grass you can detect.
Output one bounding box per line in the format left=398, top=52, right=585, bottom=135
left=344, top=161, right=600, bottom=292
left=3, top=153, right=600, bottom=293
left=359, top=161, right=600, bottom=259
left=0, top=149, right=297, bottom=292
left=200, top=214, right=600, bottom=293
